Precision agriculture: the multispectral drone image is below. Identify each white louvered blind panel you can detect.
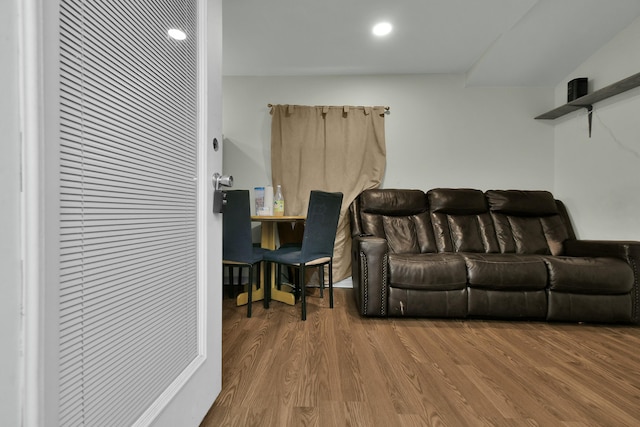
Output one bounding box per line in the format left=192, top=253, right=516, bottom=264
left=58, top=1, right=199, bottom=425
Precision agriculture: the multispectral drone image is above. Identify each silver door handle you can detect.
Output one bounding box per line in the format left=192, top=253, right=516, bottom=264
left=212, top=173, right=233, bottom=191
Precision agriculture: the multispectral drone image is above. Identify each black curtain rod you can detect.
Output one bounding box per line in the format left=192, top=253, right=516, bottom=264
left=267, top=104, right=390, bottom=111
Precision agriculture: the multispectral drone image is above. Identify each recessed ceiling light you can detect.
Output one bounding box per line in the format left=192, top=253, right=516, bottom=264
left=168, top=28, right=187, bottom=40
left=372, top=22, right=392, bottom=37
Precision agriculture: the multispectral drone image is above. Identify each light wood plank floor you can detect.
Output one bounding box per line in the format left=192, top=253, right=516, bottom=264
left=200, top=288, right=640, bottom=427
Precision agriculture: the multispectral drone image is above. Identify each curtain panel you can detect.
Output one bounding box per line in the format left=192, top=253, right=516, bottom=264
left=270, top=104, right=387, bottom=282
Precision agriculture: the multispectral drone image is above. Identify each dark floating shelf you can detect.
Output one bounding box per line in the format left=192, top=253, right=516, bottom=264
left=535, top=71, right=640, bottom=120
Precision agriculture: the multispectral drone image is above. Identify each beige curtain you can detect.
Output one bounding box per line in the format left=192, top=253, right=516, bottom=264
left=270, top=104, right=387, bottom=282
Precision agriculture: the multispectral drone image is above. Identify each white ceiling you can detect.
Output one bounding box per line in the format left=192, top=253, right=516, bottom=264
left=222, top=0, right=640, bottom=86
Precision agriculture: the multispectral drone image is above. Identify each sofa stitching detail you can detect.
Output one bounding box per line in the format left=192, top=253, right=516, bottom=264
left=360, top=251, right=368, bottom=315
left=631, top=257, right=639, bottom=323
left=381, top=253, right=388, bottom=316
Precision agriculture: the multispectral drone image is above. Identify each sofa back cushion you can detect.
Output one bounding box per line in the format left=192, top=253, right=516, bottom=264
left=357, top=189, right=437, bottom=254
left=486, top=190, right=570, bottom=256
left=428, top=188, right=499, bottom=253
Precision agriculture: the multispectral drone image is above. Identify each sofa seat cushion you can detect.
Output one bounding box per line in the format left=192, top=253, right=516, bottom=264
left=547, top=293, right=632, bottom=323
left=543, top=256, right=634, bottom=294
left=389, top=253, right=467, bottom=291
left=388, top=288, right=467, bottom=317
left=468, top=288, right=547, bottom=319
left=462, top=253, right=548, bottom=291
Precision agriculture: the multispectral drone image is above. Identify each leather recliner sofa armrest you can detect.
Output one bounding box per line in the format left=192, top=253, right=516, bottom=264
left=565, top=239, right=640, bottom=261
left=351, top=235, right=389, bottom=317
left=564, top=239, right=640, bottom=324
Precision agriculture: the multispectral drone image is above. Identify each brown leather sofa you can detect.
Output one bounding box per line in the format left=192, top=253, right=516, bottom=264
left=349, top=188, right=639, bottom=324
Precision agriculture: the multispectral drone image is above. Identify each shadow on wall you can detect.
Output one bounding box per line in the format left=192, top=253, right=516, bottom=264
left=223, top=137, right=267, bottom=242
left=260, top=112, right=271, bottom=178
left=223, top=136, right=269, bottom=186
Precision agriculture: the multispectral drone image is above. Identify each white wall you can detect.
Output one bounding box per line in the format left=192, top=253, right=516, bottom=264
left=223, top=74, right=554, bottom=205
left=0, top=0, right=22, bottom=424
left=554, top=16, right=640, bottom=240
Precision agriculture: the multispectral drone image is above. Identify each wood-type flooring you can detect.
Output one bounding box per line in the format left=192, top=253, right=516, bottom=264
left=201, top=288, right=640, bottom=427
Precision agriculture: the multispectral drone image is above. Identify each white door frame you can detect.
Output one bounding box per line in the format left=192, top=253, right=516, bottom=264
left=20, top=0, right=46, bottom=424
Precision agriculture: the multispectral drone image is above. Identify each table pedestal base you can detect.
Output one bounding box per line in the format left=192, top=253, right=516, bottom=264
left=235, top=285, right=295, bottom=306
left=235, top=215, right=305, bottom=307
